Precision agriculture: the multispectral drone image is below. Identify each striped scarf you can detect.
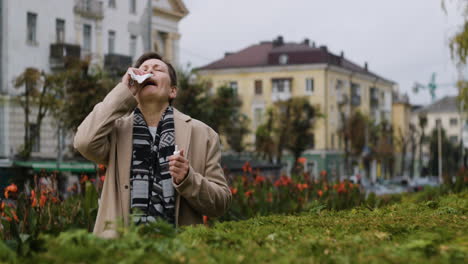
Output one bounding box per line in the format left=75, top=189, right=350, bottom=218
left=130, top=106, right=176, bottom=225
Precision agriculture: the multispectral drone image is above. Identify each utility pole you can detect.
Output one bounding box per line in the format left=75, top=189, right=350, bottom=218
left=437, top=122, right=443, bottom=183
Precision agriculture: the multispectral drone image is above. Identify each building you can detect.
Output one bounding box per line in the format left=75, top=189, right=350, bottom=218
left=410, top=96, right=465, bottom=176
left=198, top=36, right=396, bottom=177
left=392, top=91, right=412, bottom=175
left=0, top=0, right=187, bottom=170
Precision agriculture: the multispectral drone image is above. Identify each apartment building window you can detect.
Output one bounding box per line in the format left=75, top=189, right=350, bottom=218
left=435, top=119, right=442, bottom=127
left=229, top=81, right=238, bottom=94
left=83, top=24, right=92, bottom=52
left=351, top=82, right=361, bottom=105
left=108, top=30, right=116, bottom=54
left=130, top=35, right=137, bottom=59
left=55, top=19, right=65, bottom=43
left=30, top=124, right=40, bottom=153
left=449, top=135, right=458, bottom=144
left=130, top=0, right=137, bottom=14
left=272, top=79, right=291, bottom=93
left=254, top=80, right=263, bottom=95
left=306, top=78, right=314, bottom=94
left=27, top=12, right=37, bottom=44
left=109, top=0, right=116, bottom=8
left=450, top=118, right=458, bottom=126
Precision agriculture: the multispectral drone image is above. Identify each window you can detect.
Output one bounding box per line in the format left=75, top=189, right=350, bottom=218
left=108, top=30, right=115, bottom=54
left=254, top=80, right=262, bottom=95
left=254, top=108, right=263, bottom=128
left=29, top=124, right=40, bottom=153
left=331, top=133, right=335, bottom=148
left=229, top=81, right=238, bottom=94
left=84, top=0, right=92, bottom=11
left=55, top=19, right=65, bottom=43
left=83, top=24, right=92, bottom=52
left=130, top=0, right=136, bottom=14
left=449, top=135, right=458, bottom=144
left=436, top=119, right=442, bottom=126
left=130, top=35, right=137, bottom=59
left=272, top=79, right=291, bottom=93
left=306, top=78, right=314, bottom=94
left=279, top=54, right=288, bottom=65
left=27, top=12, right=37, bottom=44
left=351, top=82, right=361, bottom=105
left=450, top=118, right=458, bottom=126
left=109, top=0, right=116, bottom=8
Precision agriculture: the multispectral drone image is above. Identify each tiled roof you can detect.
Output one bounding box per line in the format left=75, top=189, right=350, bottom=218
left=198, top=38, right=394, bottom=83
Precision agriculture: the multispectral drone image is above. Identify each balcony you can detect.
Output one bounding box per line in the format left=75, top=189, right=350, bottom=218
left=49, top=43, right=81, bottom=69
left=74, top=0, right=104, bottom=20
left=271, top=92, right=292, bottom=102
left=104, top=54, right=132, bottom=75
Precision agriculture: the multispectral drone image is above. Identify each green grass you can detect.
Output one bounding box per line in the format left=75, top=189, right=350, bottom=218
left=2, top=190, right=467, bottom=264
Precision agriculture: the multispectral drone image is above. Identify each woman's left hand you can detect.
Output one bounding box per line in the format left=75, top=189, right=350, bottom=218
left=169, top=149, right=189, bottom=184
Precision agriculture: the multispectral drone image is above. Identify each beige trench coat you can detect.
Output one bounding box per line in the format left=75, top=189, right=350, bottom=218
left=74, top=83, right=232, bottom=238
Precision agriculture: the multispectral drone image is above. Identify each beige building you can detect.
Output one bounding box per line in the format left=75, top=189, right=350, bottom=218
left=198, top=36, right=396, bottom=176
left=410, top=96, right=464, bottom=175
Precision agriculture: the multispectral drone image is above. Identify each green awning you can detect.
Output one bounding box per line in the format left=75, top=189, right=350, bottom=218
left=13, top=161, right=97, bottom=173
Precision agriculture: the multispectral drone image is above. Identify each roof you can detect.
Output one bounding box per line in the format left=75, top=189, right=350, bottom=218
left=415, top=96, right=459, bottom=114
left=198, top=37, right=394, bottom=83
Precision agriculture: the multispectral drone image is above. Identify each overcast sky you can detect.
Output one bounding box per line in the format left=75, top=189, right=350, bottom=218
left=178, top=0, right=464, bottom=106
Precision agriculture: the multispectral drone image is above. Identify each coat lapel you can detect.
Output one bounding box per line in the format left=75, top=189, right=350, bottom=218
left=174, top=108, right=192, bottom=158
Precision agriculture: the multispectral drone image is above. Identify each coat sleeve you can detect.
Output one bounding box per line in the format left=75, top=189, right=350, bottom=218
left=73, top=83, right=137, bottom=165
left=173, top=131, right=232, bottom=217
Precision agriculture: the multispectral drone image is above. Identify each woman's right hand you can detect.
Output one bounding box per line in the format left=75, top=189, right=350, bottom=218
left=122, top=67, right=147, bottom=96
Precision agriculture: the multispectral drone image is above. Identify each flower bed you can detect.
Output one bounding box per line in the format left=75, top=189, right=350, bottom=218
left=1, top=190, right=466, bottom=263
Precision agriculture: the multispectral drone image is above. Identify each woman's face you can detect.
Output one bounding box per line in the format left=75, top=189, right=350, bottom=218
left=136, top=58, right=177, bottom=104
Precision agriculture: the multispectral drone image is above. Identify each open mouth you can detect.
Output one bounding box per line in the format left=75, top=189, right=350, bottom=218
left=143, top=79, right=157, bottom=87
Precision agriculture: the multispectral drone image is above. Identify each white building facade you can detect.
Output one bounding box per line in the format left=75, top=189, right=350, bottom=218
left=0, top=0, right=187, bottom=163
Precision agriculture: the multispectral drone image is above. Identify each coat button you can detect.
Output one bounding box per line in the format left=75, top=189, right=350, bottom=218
left=124, top=185, right=129, bottom=189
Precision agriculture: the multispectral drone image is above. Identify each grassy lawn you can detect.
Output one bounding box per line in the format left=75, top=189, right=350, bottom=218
left=2, top=190, right=467, bottom=263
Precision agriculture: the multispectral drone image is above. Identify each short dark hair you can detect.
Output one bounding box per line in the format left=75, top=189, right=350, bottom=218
left=133, top=52, right=177, bottom=87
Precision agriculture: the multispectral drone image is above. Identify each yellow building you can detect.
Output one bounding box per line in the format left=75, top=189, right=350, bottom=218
left=198, top=36, right=396, bottom=176
left=392, top=93, right=411, bottom=153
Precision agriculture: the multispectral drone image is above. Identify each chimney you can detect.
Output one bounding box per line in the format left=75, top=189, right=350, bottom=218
left=319, top=45, right=328, bottom=52
left=224, top=52, right=233, bottom=57
left=364, top=62, right=368, bottom=71
left=303, top=38, right=310, bottom=46
left=273, top=35, right=284, bottom=47
left=312, top=41, right=316, bottom=48
left=340, top=51, right=344, bottom=58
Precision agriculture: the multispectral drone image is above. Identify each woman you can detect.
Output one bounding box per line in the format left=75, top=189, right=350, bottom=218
left=74, top=52, right=231, bottom=238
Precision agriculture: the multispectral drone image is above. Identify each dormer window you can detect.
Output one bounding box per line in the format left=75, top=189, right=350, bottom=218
left=279, top=54, right=288, bottom=65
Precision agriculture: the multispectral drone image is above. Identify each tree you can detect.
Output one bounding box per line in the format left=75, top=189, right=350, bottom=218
left=408, top=124, right=418, bottom=179
left=428, top=127, right=461, bottom=177
left=396, top=127, right=410, bottom=176
left=281, top=97, right=316, bottom=174
left=53, top=60, right=114, bottom=133
left=173, top=67, right=211, bottom=123
left=418, top=114, right=428, bottom=176
left=224, top=113, right=250, bottom=155
left=174, top=69, right=250, bottom=152
left=255, top=108, right=276, bottom=162
left=14, top=68, right=62, bottom=159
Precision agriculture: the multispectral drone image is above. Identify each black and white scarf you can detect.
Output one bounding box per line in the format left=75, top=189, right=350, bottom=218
left=130, top=106, right=176, bottom=225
